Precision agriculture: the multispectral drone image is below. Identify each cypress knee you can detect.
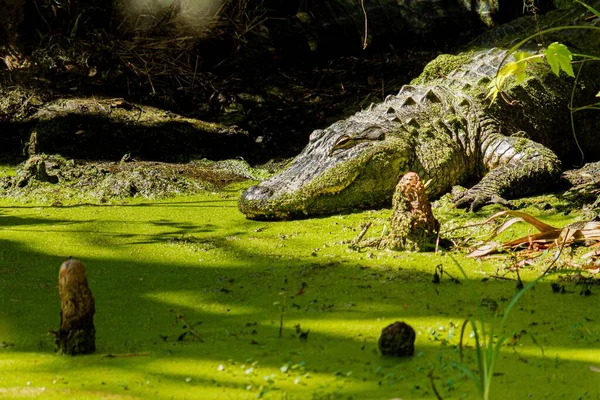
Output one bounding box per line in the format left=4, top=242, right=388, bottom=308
left=55, top=258, right=96, bottom=355
left=387, top=172, right=439, bottom=251
left=379, top=321, right=416, bottom=357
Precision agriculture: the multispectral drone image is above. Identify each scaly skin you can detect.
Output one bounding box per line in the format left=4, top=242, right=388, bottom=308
left=239, top=4, right=600, bottom=220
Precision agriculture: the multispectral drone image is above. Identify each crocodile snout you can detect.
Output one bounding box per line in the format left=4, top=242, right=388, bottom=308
left=238, top=184, right=279, bottom=220
left=241, top=185, right=273, bottom=202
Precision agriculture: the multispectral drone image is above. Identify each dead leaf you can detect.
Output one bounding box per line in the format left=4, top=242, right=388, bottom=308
left=468, top=211, right=600, bottom=257
left=468, top=242, right=502, bottom=258
left=485, top=211, right=557, bottom=233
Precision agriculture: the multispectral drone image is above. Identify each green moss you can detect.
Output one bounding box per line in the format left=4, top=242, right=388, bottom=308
left=410, top=52, right=475, bottom=85
left=0, top=164, right=17, bottom=178
left=0, top=156, right=268, bottom=204
left=0, top=186, right=597, bottom=399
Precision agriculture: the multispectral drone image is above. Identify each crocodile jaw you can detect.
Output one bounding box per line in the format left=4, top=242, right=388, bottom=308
left=239, top=151, right=364, bottom=220
left=239, top=131, right=412, bottom=220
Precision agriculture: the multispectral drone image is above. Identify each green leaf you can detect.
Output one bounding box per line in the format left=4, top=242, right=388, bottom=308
left=513, top=51, right=531, bottom=62
left=486, top=61, right=519, bottom=102
left=486, top=79, right=501, bottom=103
left=513, top=55, right=527, bottom=80
left=544, top=42, right=574, bottom=77
left=451, top=361, right=482, bottom=390
left=486, top=52, right=544, bottom=102
left=574, top=0, right=600, bottom=19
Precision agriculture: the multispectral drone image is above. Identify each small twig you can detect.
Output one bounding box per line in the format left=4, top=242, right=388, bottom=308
left=360, top=0, right=368, bottom=49
left=541, top=233, right=570, bottom=277
left=351, top=222, right=372, bottom=248
left=436, top=264, right=460, bottom=283
left=443, top=218, right=503, bottom=249
left=32, top=0, right=51, bottom=31
left=192, top=55, right=199, bottom=90
left=489, top=275, right=516, bottom=281
left=515, top=265, right=524, bottom=290
left=171, top=310, right=203, bottom=342
left=102, top=353, right=150, bottom=359
left=459, top=319, right=470, bottom=363
left=278, top=290, right=286, bottom=338
left=428, top=369, right=444, bottom=400
left=376, top=223, right=388, bottom=250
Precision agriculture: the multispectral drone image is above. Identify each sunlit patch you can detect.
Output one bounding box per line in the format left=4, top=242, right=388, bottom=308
left=285, top=317, right=482, bottom=342
left=142, top=357, right=371, bottom=396
left=143, top=291, right=258, bottom=315
left=123, top=0, right=223, bottom=37
left=518, top=347, right=600, bottom=364
left=0, top=387, right=49, bottom=398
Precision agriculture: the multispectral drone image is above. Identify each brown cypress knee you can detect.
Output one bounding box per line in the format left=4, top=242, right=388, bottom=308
left=55, top=258, right=96, bottom=355
left=387, top=172, right=439, bottom=251
left=379, top=321, right=416, bottom=357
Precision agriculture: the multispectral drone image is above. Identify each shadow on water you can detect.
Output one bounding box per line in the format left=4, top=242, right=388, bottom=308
left=0, top=238, right=598, bottom=398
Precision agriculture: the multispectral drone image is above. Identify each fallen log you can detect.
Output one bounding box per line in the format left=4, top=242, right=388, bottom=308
left=23, top=97, right=250, bottom=161
left=0, top=92, right=251, bottom=161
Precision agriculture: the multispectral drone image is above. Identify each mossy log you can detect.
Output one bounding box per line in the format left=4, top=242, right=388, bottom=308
left=21, top=97, right=251, bottom=161
left=386, top=172, right=439, bottom=251
left=15, top=155, right=58, bottom=187
left=0, top=92, right=250, bottom=161
left=55, top=258, right=96, bottom=355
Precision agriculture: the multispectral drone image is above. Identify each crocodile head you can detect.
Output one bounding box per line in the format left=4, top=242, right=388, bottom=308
left=239, top=119, right=414, bottom=220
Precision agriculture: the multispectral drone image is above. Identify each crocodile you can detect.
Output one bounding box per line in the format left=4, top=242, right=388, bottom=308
left=239, top=3, right=600, bottom=220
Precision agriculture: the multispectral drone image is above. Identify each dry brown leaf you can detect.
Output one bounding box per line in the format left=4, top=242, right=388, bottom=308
left=468, top=210, right=600, bottom=258
left=491, top=217, right=526, bottom=238
left=468, top=242, right=502, bottom=258
left=501, top=230, right=562, bottom=248
left=581, top=249, right=600, bottom=259
left=492, top=211, right=558, bottom=233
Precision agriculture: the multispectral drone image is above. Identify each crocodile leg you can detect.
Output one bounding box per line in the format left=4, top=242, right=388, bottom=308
left=454, top=133, right=562, bottom=210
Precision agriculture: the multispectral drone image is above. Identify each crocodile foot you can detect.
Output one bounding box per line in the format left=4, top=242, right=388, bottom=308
left=453, top=188, right=512, bottom=211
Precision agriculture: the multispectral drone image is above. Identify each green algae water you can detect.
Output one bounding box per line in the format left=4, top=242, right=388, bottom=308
left=0, top=186, right=599, bottom=399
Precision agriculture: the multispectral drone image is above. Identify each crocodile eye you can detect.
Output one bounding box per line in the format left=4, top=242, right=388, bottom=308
left=328, top=134, right=354, bottom=156
left=333, top=135, right=353, bottom=149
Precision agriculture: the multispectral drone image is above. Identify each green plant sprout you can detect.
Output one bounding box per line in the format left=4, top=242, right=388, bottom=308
left=449, top=258, right=544, bottom=400
left=487, top=43, right=573, bottom=103
left=488, top=0, right=600, bottom=102
left=487, top=0, right=600, bottom=163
